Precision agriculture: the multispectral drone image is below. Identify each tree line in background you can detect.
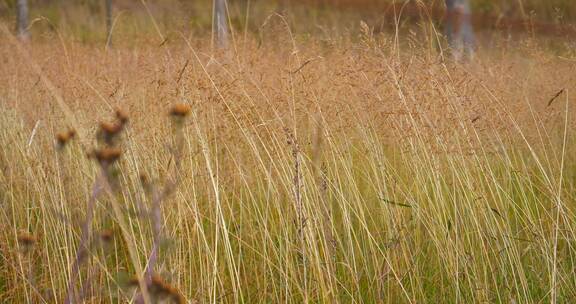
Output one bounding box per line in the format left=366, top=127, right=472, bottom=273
left=9, top=0, right=476, bottom=59
left=9, top=0, right=232, bottom=48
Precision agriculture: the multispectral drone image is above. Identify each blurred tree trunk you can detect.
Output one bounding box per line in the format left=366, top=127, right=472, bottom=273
left=213, top=0, right=229, bottom=48
left=445, top=0, right=475, bottom=60
left=105, top=0, right=113, bottom=47
left=16, top=0, right=29, bottom=41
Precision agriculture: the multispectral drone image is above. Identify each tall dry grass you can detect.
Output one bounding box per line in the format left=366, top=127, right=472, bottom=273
left=0, top=22, right=576, bottom=303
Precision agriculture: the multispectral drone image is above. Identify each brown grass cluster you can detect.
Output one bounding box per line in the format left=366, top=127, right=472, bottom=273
left=0, top=26, right=575, bottom=303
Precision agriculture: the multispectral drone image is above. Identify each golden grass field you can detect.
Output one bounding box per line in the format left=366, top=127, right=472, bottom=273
left=1, top=1, right=576, bottom=303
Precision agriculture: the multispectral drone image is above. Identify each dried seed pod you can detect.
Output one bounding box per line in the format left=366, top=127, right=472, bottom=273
left=169, top=103, right=191, bottom=118
left=139, top=173, right=153, bottom=194
left=171, top=292, right=186, bottom=304
left=99, top=229, right=114, bottom=243
left=17, top=232, right=36, bottom=248
left=100, top=122, right=123, bottom=134
left=126, top=274, right=185, bottom=303
left=150, top=275, right=184, bottom=302
left=115, top=108, right=129, bottom=125
left=56, top=130, right=76, bottom=148
left=149, top=275, right=172, bottom=296
left=98, top=118, right=127, bottom=146
left=126, top=276, right=140, bottom=288
left=97, top=109, right=129, bottom=145
left=92, top=147, right=122, bottom=165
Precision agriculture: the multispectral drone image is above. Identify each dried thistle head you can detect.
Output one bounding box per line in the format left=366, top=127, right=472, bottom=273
left=99, top=229, right=114, bottom=244
left=17, top=232, right=36, bottom=249
left=139, top=173, right=152, bottom=194
left=150, top=275, right=184, bottom=302
left=115, top=108, right=129, bottom=125
left=169, top=103, right=191, bottom=118
left=149, top=275, right=171, bottom=295
left=100, top=121, right=122, bottom=134
left=171, top=292, right=186, bottom=304
left=126, top=276, right=140, bottom=288
left=97, top=109, right=129, bottom=145
left=91, top=147, right=122, bottom=166
left=139, top=173, right=149, bottom=186
left=56, top=129, right=76, bottom=149
left=126, top=274, right=184, bottom=303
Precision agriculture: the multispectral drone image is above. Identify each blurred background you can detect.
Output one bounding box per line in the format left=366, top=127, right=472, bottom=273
left=0, top=0, right=575, bottom=45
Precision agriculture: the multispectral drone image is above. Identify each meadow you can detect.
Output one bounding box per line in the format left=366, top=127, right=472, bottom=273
left=1, top=1, right=576, bottom=303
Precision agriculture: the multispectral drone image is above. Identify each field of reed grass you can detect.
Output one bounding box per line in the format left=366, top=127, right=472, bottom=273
left=1, top=15, right=576, bottom=303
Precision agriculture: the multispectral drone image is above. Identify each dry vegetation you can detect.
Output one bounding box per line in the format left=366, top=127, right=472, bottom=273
left=1, top=4, right=576, bottom=303
left=3, top=0, right=576, bottom=43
